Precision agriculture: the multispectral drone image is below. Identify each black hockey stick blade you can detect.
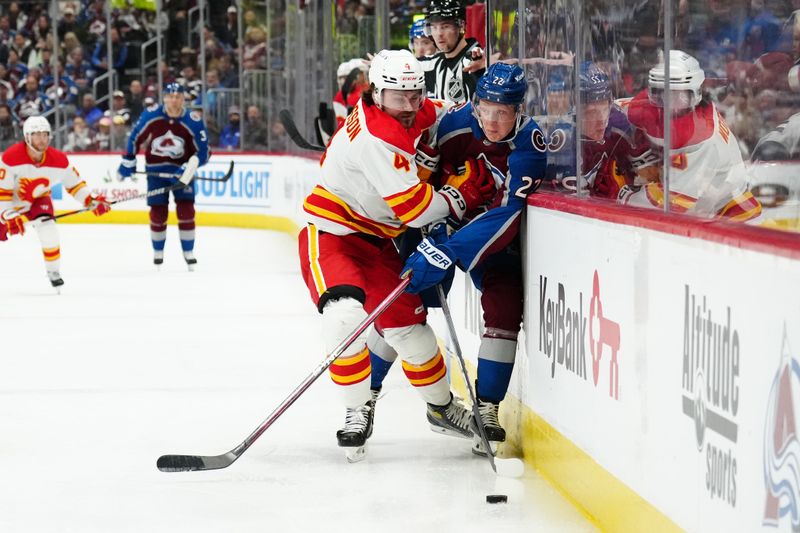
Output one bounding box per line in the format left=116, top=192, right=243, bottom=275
left=279, top=109, right=326, bottom=152
left=157, top=451, right=238, bottom=472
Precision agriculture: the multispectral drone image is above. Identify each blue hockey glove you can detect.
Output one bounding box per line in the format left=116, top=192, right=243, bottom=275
left=402, top=237, right=456, bottom=294
left=117, top=155, right=136, bottom=181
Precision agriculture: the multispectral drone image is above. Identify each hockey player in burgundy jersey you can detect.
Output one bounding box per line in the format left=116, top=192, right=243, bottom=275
left=397, top=63, right=546, bottom=455
left=117, top=82, right=210, bottom=269
left=0, top=116, right=110, bottom=289
left=299, top=49, right=496, bottom=462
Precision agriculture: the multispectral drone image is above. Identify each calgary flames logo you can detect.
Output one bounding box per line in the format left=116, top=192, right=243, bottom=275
left=17, top=177, right=50, bottom=202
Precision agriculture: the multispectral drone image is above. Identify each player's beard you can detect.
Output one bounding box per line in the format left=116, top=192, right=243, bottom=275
left=395, top=111, right=415, bottom=129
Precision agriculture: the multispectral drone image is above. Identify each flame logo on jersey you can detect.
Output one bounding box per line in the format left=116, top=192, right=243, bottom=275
left=17, top=177, right=50, bottom=202
left=150, top=130, right=186, bottom=159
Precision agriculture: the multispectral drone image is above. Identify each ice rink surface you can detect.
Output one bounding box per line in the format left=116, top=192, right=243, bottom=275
left=0, top=224, right=594, bottom=533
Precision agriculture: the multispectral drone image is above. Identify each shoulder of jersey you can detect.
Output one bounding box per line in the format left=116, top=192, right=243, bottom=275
left=516, top=117, right=547, bottom=154
left=438, top=101, right=474, bottom=136
left=139, top=105, right=165, bottom=122
left=188, top=110, right=203, bottom=122
left=1, top=142, right=27, bottom=165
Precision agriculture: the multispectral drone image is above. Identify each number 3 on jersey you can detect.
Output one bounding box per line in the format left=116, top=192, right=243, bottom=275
left=393, top=152, right=411, bottom=172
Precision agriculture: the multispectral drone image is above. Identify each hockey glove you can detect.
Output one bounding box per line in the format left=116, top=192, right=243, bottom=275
left=0, top=213, right=26, bottom=241
left=117, top=155, right=136, bottom=181
left=438, top=157, right=495, bottom=220
left=402, top=236, right=456, bottom=294
left=415, top=142, right=439, bottom=182
left=85, top=194, right=111, bottom=216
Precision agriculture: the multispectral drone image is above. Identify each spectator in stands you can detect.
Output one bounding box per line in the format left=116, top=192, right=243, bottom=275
left=220, top=6, right=238, bottom=48
left=76, top=93, right=102, bottom=127
left=219, top=105, right=241, bottom=150
left=110, top=113, right=128, bottom=150
left=0, top=15, right=12, bottom=45
left=196, top=68, right=225, bottom=111
left=178, top=47, right=197, bottom=70
left=12, top=73, right=48, bottom=120
left=6, top=49, right=28, bottom=85
left=243, top=105, right=268, bottom=150
left=42, top=65, right=79, bottom=111
left=111, top=90, right=131, bottom=126
left=205, top=114, right=220, bottom=146
left=0, top=65, right=15, bottom=103
left=94, top=115, right=111, bottom=151
left=0, top=103, right=18, bottom=150
left=8, top=3, right=24, bottom=33
left=128, top=80, right=145, bottom=123
left=63, top=116, right=94, bottom=152
left=178, top=65, right=202, bottom=102
left=270, top=117, right=289, bottom=152
left=11, top=30, right=33, bottom=64
left=57, top=7, right=80, bottom=41
left=32, top=14, right=50, bottom=44
left=243, top=26, right=267, bottom=70
left=91, top=27, right=128, bottom=75
left=217, top=53, right=238, bottom=88
left=202, top=25, right=230, bottom=62
left=623, top=20, right=661, bottom=96
left=66, top=46, right=96, bottom=83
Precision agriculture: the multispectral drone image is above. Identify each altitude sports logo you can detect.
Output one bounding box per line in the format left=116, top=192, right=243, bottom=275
left=763, top=326, right=800, bottom=530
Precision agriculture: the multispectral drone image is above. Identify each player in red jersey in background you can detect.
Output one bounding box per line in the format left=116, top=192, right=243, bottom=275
left=299, top=49, right=495, bottom=462
left=0, top=116, right=110, bottom=289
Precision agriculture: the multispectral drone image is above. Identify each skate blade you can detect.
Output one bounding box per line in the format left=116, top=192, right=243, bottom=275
left=186, top=264, right=196, bottom=272
left=471, top=436, right=499, bottom=457
left=428, top=425, right=472, bottom=440
left=344, top=445, right=367, bottom=463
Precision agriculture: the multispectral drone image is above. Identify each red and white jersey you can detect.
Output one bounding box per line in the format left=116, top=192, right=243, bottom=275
left=303, top=97, right=453, bottom=238
left=0, top=141, right=90, bottom=215
left=621, top=92, right=761, bottom=222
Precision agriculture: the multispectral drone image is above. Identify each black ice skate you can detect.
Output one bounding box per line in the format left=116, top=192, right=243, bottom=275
left=337, top=402, right=374, bottom=463
left=183, top=251, right=197, bottom=272
left=427, top=393, right=473, bottom=439
left=153, top=250, right=164, bottom=268
left=470, top=398, right=505, bottom=457
left=47, top=271, right=64, bottom=293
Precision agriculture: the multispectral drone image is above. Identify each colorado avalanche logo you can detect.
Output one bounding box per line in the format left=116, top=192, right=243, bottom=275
left=763, top=326, right=800, bottom=530
left=150, top=130, right=186, bottom=159
left=475, top=153, right=505, bottom=189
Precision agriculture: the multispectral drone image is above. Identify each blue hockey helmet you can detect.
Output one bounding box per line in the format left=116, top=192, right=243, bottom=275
left=409, top=19, right=426, bottom=42
left=164, top=82, right=186, bottom=94
left=475, top=62, right=527, bottom=105
left=547, top=75, right=567, bottom=93
left=579, top=62, right=612, bottom=103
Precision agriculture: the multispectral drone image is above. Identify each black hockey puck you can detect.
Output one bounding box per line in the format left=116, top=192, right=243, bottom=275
left=486, top=494, right=508, bottom=504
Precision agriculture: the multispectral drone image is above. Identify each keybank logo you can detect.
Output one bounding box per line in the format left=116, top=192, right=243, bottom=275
left=680, top=285, right=739, bottom=507
left=538, top=270, right=621, bottom=399
left=763, top=326, right=800, bottom=530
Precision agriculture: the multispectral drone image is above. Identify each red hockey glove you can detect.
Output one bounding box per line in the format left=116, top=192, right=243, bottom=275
left=0, top=214, right=26, bottom=240
left=85, top=195, right=111, bottom=216
left=438, top=157, right=496, bottom=219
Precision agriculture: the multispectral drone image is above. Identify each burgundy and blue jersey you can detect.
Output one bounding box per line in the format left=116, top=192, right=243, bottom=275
left=436, top=101, right=547, bottom=271
left=126, top=105, right=210, bottom=175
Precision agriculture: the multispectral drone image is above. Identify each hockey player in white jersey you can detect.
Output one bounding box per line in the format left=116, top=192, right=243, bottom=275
left=0, top=116, right=111, bottom=288
left=299, top=49, right=495, bottom=461
left=620, top=50, right=762, bottom=221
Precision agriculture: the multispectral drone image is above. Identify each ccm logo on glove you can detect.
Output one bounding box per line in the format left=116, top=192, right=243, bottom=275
left=416, top=239, right=452, bottom=269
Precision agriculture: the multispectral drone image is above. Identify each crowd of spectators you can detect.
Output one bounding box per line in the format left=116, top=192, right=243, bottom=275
left=0, top=0, right=286, bottom=152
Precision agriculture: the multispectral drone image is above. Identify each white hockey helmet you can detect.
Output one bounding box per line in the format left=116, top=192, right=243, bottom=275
left=337, top=61, right=351, bottom=78
left=23, top=116, right=51, bottom=148
left=369, top=49, right=426, bottom=109
left=648, top=50, right=705, bottom=109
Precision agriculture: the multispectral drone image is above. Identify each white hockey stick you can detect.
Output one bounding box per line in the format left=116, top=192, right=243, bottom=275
left=16, top=157, right=200, bottom=231
left=157, top=276, right=412, bottom=472
left=436, top=285, right=525, bottom=478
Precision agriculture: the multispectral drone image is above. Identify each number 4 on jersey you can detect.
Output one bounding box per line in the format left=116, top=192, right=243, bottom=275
left=393, top=153, right=411, bottom=172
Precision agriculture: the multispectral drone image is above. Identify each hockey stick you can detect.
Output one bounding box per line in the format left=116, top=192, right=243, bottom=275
left=436, top=285, right=524, bottom=478
left=157, top=276, right=412, bottom=472
left=132, top=160, right=235, bottom=182
left=19, top=157, right=201, bottom=230
left=279, top=109, right=326, bottom=152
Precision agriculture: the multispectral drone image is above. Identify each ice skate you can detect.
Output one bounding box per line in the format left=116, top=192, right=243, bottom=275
left=183, top=251, right=197, bottom=272
left=153, top=250, right=164, bottom=269
left=427, top=394, right=473, bottom=439
left=337, top=402, right=374, bottom=463
left=47, top=271, right=64, bottom=293
left=470, top=399, right=505, bottom=456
